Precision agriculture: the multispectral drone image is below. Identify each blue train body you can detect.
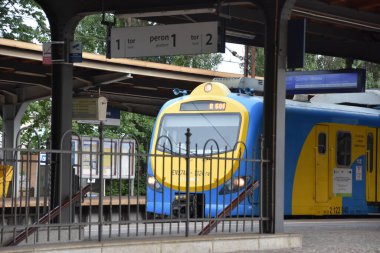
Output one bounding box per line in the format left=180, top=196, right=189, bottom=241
left=146, top=82, right=380, bottom=217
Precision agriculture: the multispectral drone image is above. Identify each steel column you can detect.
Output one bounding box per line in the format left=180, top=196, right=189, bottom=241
left=256, top=0, right=295, bottom=233
left=48, top=18, right=79, bottom=223
left=2, top=103, right=28, bottom=151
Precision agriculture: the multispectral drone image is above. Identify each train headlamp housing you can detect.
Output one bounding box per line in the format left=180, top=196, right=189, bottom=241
left=204, top=83, right=213, bottom=93
left=233, top=177, right=246, bottom=188
left=219, top=176, right=248, bottom=195
left=147, top=175, right=163, bottom=192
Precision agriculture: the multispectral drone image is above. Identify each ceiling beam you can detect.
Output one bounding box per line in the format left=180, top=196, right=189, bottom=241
left=295, top=0, right=380, bottom=32
left=0, top=60, right=51, bottom=76
left=0, top=72, right=51, bottom=88
left=306, top=33, right=380, bottom=63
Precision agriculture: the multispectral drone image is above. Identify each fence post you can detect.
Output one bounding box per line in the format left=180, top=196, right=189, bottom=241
left=98, top=121, right=104, bottom=241
left=185, top=128, right=191, bottom=237
left=259, top=134, right=264, bottom=234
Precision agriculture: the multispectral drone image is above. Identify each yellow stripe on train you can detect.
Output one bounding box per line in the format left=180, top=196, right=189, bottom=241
left=151, top=82, right=249, bottom=191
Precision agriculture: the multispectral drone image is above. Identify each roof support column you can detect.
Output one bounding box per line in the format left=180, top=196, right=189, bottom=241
left=2, top=103, right=28, bottom=197
left=2, top=103, right=28, bottom=161
left=49, top=18, right=78, bottom=222
left=257, top=0, right=295, bottom=233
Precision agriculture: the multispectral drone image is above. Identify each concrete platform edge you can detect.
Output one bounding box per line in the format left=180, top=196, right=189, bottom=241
left=0, top=234, right=302, bottom=253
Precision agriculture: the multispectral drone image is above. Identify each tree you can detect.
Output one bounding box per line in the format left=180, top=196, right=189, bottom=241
left=20, top=98, right=51, bottom=148
left=0, top=0, right=49, bottom=42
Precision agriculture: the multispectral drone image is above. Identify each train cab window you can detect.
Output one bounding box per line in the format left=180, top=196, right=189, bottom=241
left=318, top=133, right=327, bottom=154
left=336, top=132, right=351, bottom=167
left=367, top=133, right=374, bottom=173
left=157, top=113, right=241, bottom=155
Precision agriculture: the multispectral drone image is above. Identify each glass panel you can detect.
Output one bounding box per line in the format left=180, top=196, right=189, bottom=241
left=157, top=113, right=241, bottom=154
left=336, top=132, right=351, bottom=167
left=318, top=133, right=326, bottom=154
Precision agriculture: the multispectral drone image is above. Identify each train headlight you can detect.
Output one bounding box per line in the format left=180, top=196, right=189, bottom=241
left=204, top=83, right=213, bottom=93
left=233, top=177, right=246, bottom=188
left=219, top=176, right=248, bottom=195
left=147, top=176, right=163, bottom=192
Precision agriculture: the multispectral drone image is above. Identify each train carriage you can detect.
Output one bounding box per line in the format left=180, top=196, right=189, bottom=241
left=146, top=81, right=380, bottom=217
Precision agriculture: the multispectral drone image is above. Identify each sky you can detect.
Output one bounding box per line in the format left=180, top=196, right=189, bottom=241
left=216, top=43, right=245, bottom=74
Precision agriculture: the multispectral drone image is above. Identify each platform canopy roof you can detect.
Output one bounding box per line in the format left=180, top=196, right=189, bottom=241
left=34, top=0, right=380, bottom=64
left=1, top=0, right=380, bottom=116
left=0, top=39, right=241, bottom=116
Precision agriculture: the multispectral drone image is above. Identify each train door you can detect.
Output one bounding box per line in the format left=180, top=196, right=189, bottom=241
left=366, top=128, right=376, bottom=202
left=315, top=125, right=329, bottom=203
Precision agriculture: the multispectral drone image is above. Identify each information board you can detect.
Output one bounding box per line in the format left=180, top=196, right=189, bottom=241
left=286, top=69, right=366, bottom=94
left=333, top=168, right=352, bottom=197
left=111, top=22, right=221, bottom=57
left=71, top=137, right=136, bottom=179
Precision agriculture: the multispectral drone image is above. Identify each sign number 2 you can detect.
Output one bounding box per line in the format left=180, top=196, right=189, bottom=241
left=206, top=34, right=212, bottom=45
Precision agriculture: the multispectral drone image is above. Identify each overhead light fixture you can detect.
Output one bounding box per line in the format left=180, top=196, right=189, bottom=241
left=100, top=73, right=133, bottom=85
left=133, top=86, right=158, bottom=91
left=226, top=30, right=256, bottom=40
left=116, top=8, right=216, bottom=19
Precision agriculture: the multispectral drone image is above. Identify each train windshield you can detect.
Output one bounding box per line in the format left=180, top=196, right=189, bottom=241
left=156, top=113, right=241, bottom=155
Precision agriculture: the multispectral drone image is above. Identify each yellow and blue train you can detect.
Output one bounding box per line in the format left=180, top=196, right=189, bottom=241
left=146, top=81, right=380, bottom=217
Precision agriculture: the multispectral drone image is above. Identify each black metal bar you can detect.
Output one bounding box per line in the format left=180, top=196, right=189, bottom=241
left=5, top=184, right=91, bottom=247
left=198, top=180, right=259, bottom=236
left=98, top=122, right=104, bottom=242
left=185, top=129, right=191, bottom=237
left=259, top=135, right=264, bottom=233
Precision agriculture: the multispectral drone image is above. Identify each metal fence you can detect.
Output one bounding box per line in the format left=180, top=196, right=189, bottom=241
left=0, top=128, right=267, bottom=247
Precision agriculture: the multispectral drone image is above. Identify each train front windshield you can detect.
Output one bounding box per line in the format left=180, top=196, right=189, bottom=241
left=156, top=113, right=241, bottom=155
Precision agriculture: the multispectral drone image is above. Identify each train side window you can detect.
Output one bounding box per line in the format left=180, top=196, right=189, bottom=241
left=367, top=133, right=374, bottom=173
left=318, top=133, right=327, bottom=154
left=336, top=132, right=351, bottom=167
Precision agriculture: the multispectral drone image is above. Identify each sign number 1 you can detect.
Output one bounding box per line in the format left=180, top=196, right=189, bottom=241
left=111, top=22, right=219, bottom=58
left=171, top=34, right=176, bottom=47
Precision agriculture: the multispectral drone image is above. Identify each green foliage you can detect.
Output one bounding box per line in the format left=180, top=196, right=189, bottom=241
left=240, top=47, right=264, bottom=77
left=105, top=177, right=146, bottom=196
left=255, top=47, right=264, bottom=77
left=19, top=98, right=153, bottom=195
left=0, top=0, right=49, bottom=42
left=105, top=179, right=129, bottom=196
left=354, top=61, right=380, bottom=88
left=304, top=54, right=346, bottom=70
left=20, top=98, right=51, bottom=148
left=75, top=14, right=109, bottom=55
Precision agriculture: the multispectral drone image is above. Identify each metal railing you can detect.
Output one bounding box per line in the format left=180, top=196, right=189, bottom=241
left=0, top=128, right=268, bottom=247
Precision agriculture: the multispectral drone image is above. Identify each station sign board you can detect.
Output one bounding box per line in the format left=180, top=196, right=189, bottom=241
left=42, top=42, right=52, bottom=65
left=71, top=136, right=135, bottom=179
left=76, top=106, right=120, bottom=126
left=286, top=69, right=366, bottom=94
left=72, top=97, right=107, bottom=121
left=111, top=21, right=222, bottom=58
left=42, top=41, right=65, bottom=64
left=69, top=41, right=83, bottom=63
